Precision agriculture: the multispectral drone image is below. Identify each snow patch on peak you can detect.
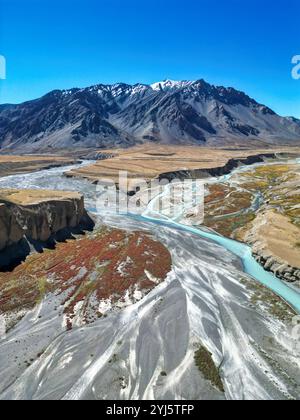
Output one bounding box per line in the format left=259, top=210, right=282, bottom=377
left=150, top=79, right=193, bottom=91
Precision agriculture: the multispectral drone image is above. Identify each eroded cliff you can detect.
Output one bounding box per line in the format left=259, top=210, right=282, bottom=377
left=0, top=203, right=24, bottom=251
left=0, top=189, right=90, bottom=256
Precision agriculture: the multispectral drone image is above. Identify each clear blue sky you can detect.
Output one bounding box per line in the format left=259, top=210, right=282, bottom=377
left=0, top=0, right=299, bottom=117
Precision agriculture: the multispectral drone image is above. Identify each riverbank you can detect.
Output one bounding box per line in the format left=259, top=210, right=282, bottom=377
left=204, top=161, right=300, bottom=284
left=0, top=155, right=78, bottom=177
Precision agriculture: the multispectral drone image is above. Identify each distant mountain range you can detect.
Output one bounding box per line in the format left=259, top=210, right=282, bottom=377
left=0, top=79, right=300, bottom=152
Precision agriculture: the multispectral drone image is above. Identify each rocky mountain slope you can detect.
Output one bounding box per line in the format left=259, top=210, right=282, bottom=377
left=1, top=79, right=300, bottom=152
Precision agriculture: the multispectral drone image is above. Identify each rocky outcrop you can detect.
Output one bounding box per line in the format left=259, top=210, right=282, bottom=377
left=79, top=151, right=116, bottom=160
left=12, top=197, right=85, bottom=242
left=0, top=203, right=24, bottom=251
left=253, top=253, right=300, bottom=283
left=0, top=190, right=93, bottom=256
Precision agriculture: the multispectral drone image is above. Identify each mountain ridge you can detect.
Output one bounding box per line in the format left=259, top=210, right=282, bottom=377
left=0, top=79, right=299, bottom=152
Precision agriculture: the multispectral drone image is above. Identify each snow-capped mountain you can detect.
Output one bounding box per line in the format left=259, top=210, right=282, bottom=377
left=150, top=79, right=193, bottom=91
left=0, top=79, right=299, bottom=152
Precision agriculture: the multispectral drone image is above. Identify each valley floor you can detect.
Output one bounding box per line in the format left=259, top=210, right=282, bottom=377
left=0, top=155, right=77, bottom=177
left=0, top=148, right=299, bottom=400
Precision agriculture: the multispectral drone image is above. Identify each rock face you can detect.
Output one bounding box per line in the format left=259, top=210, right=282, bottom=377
left=0, top=190, right=88, bottom=252
left=253, top=253, right=300, bottom=283
left=0, top=79, right=300, bottom=153
left=0, top=204, right=24, bottom=251
left=13, top=198, right=85, bottom=242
